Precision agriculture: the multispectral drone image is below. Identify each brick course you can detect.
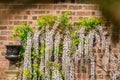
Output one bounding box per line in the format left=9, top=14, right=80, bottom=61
left=0, top=3, right=101, bottom=80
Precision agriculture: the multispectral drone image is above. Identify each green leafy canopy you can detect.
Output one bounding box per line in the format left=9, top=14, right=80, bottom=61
left=77, top=17, right=102, bottom=31
left=12, top=22, right=33, bottom=42
left=37, top=15, right=57, bottom=30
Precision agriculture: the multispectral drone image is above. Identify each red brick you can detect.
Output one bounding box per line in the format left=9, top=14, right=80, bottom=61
left=75, top=73, right=82, bottom=78
left=25, top=11, right=31, bottom=15
left=0, top=41, right=4, bottom=45
left=0, top=4, right=9, bottom=9
left=32, top=16, right=37, bottom=20
left=94, top=11, right=102, bottom=16
left=30, top=4, right=38, bottom=9
left=1, top=52, right=6, bottom=56
left=28, top=21, right=33, bottom=24
left=0, top=26, right=7, bottom=30
left=46, top=11, right=50, bottom=13
left=8, top=26, right=14, bottom=30
left=77, top=11, right=86, bottom=16
left=96, top=75, right=105, bottom=79
left=0, top=36, right=7, bottom=40
left=8, top=16, right=13, bottom=19
left=77, top=11, right=91, bottom=16
left=54, top=5, right=68, bottom=10
left=9, top=4, right=25, bottom=9
left=82, top=4, right=98, bottom=10
left=7, top=36, right=15, bottom=41
left=0, top=15, right=8, bottom=20
left=14, top=21, right=20, bottom=25
left=0, top=60, right=9, bottom=67
left=1, top=10, right=9, bottom=15
left=8, top=21, right=13, bottom=25
left=23, top=16, right=28, bottom=19
left=1, top=31, right=12, bottom=35
left=69, top=5, right=82, bottom=10
left=39, top=4, right=53, bottom=9
left=0, top=56, right=6, bottom=61
left=14, top=16, right=22, bottom=19
left=31, top=10, right=46, bottom=14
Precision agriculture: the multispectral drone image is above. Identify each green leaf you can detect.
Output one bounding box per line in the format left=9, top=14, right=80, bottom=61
left=24, top=69, right=31, bottom=77
left=77, top=17, right=102, bottom=31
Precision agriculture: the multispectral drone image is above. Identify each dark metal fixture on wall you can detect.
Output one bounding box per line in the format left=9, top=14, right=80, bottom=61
left=5, top=45, right=21, bottom=69
left=5, top=45, right=21, bottom=62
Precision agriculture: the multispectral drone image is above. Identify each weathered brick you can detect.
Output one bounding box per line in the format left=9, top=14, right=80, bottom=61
left=96, top=75, right=105, bottom=79
left=8, top=16, right=13, bottom=19
left=77, top=11, right=85, bottom=16
left=95, top=11, right=102, bottom=16
left=31, top=11, right=46, bottom=14
left=46, top=11, right=50, bottom=14
left=8, top=21, right=13, bottom=25
left=14, top=21, right=20, bottom=25
left=0, top=36, right=7, bottom=40
left=77, top=11, right=91, bottom=16
left=30, top=4, right=38, bottom=9
left=39, top=4, right=53, bottom=9
left=23, top=16, right=28, bottom=19
left=69, top=5, right=82, bottom=10
left=82, top=4, right=98, bottom=10
left=75, top=73, right=90, bottom=79
left=97, top=70, right=102, bottom=74
left=92, top=11, right=95, bottom=16
left=20, top=21, right=27, bottom=24
left=0, top=4, right=9, bottom=9
left=56, top=11, right=61, bottom=14
left=0, top=56, right=6, bottom=61
left=1, top=52, right=5, bottom=56
left=14, top=16, right=22, bottom=19
left=0, top=26, right=7, bottom=30
left=32, top=16, right=37, bottom=20
left=9, top=4, right=25, bottom=9
left=0, top=41, right=3, bottom=45
left=1, top=31, right=12, bottom=35
left=75, top=73, right=82, bottom=78
left=8, top=26, right=14, bottom=30
left=1, top=10, right=9, bottom=15
left=25, top=11, right=31, bottom=15
left=54, top=5, right=68, bottom=10
left=28, top=21, right=33, bottom=24
left=0, top=60, right=9, bottom=67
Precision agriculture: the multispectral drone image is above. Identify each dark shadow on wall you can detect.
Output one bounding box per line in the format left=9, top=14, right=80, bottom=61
left=95, top=0, right=120, bottom=45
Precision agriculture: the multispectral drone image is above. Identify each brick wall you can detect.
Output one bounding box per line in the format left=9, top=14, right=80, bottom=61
left=0, top=3, right=101, bottom=80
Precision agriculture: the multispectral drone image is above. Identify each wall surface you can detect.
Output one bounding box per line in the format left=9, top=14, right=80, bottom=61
left=0, top=3, right=101, bottom=80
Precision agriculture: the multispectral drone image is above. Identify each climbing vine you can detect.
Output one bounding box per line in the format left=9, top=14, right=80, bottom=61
left=12, top=11, right=120, bottom=80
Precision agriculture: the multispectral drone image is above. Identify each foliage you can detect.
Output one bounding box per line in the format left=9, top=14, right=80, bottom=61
left=52, top=62, right=61, bottom=68
left=59, top=11, right=71, bottom=28
left=12, top=23, right=33, bottom=43
left=77, top=17, right=102, bottom=31
left=19, top=46, right=25, bottom=60
left=72, top=37, right=79, bottom=47
left=12, top=23, right=33, bottom=61
left=71, top=32, right=79, bottom=55
left=39, top=41, right=46, bottom=59
left=59, top=70, right=65, bottom=80
left=37, top=15, right=57, bottom=30
left=13, top=11, right=105, bottom=80
left=24, top=69, right=31, bottom=77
